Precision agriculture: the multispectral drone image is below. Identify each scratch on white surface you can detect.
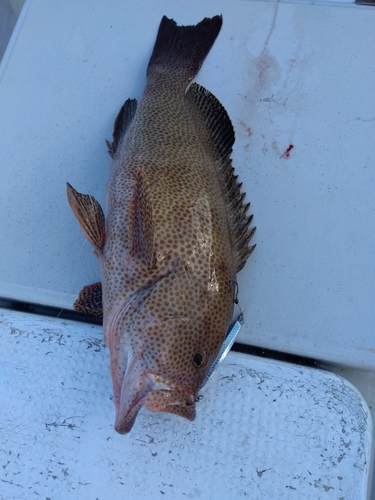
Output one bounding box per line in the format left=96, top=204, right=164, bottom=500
left=0, top=309, right=372, bottom=499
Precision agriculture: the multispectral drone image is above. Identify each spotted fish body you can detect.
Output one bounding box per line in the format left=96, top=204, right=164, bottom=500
left=67, top=15, right=255, bottom=434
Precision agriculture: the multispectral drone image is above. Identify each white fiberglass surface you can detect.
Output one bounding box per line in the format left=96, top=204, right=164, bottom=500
left=0, top=309, right=372, bottom=499
left=0, top=0, right=374, bottom=369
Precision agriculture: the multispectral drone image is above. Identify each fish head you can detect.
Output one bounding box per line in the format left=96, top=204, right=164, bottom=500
left=109, top=262, right=235, bottom=434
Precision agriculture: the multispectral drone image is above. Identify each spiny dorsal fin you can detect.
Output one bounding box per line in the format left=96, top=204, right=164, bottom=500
left=129, top=168, right=156, bottom=269
left=73, top=282, right=103, bottom=319
left=106, top=98, right=138, bottom=158
left=186, top=83, right=256, bottom=272
left=67, top=182, right=105, bottom=251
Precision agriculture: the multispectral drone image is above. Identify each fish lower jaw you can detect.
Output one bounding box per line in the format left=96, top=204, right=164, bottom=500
left=114, top=376, right=196, bottom=434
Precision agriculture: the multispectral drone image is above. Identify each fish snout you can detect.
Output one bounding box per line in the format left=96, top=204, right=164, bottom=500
left=144, top=387, right=196, bottom=421
left=115, top=369, right=195, bottom=434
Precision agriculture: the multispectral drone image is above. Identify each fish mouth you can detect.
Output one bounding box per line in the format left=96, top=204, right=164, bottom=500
left=114, top=360, right=196, bottom=434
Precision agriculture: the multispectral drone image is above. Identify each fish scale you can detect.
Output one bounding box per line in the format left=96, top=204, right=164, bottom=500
left=67, top=15, right=255, bottom=434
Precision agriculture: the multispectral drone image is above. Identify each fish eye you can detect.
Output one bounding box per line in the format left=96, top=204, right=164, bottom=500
left=193, top=350, right=207, bottom=368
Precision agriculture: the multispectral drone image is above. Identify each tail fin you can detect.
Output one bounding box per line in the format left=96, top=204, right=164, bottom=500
left=147, top=15, right=222, bottom=82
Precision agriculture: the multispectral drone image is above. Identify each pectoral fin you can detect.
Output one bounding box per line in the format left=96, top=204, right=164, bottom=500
left=67, top=183, right=105, bottom=251
left=129, top=168, right=156, bottom=269
left=73, top=281, right=103, bottom=319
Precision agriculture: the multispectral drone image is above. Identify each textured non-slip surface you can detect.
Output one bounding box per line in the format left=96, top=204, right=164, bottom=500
left=1, top=309, right=371, bottom=499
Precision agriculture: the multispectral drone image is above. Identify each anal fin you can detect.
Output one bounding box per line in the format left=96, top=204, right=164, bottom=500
left=67, top=183, right=105, bottom=251
left=129, top=168, right=155, bottom=269
left=73, top=282, right=103, bottom=319
left=106, top=98, right=137, bottom=158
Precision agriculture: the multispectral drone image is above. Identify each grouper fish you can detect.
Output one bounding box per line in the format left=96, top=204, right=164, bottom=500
left=67, top=15, right=255, bottom=434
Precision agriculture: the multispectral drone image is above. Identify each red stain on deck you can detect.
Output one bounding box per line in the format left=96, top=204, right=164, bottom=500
left=239, top=120, right=253, bottom=138
left=280, top=144, right=294, bottom=159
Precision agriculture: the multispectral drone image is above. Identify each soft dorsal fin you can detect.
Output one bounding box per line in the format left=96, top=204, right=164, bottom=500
left=106, top=98, right=138, bottom=158
left=66, top=183, right=105, bottom=251
left=186, top=83, right=256, bottom=271
left=129, top=168, right=156, bottom=269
